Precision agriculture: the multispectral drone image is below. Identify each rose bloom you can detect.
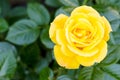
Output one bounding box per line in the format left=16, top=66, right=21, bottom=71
left=49, top=6, right=112, bottom=69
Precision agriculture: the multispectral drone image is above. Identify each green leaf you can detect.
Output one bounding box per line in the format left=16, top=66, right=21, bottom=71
left=0, top=0, right=10, bottom=17
left=46, top=50, right=54, bottom=63
left=108, top=33, right=116, bottom=45
left=96, top=0, right=120, bottom=12
left=104, top=73, right=117, bottom=80
left=111, top=19, right=120, bottom=32
left=40, top=26, right=54, bottom=49
left=112, top=30, right=120, bottom=45
left=55, top=7, right=74, bottom=16
left=35, top=51, right=53, bottom=74
left=0, top=7, right=1, bottom=14
left=8, top=7, right=27, bottom=18
left=99, top=45, right=120, bottom=66
left=6, top=19, right=40, bottom=45
left=6, top=7, right=27, bottom=25
left=58, top=0, right=79, bottom=7
left=27, top=3, right=50, bottom=25
left=0, top=77, right=10, bottom=80
left=0, top=42, right=17, bottom=78
left=0, top=18, right=8, bottom=33
left=35, top=58, right=49, bottom=74
left=57, top=75, right=72, bottom=80
left=102, top=8, right=120, bottom=22
left=78, top=66, right=104, bottom=80
left=96, top=7, right=120, bottom=32
left=45, top=0, right=62, bottom=7
left=0, top=42, right=17, bottom=56
left=20, top=43, right=40, bottom=68
left=101, top=8, right=120, bottom=32
left=102, top=64, right=120, bottom=80
left=39, top=67, right=53, bottom=80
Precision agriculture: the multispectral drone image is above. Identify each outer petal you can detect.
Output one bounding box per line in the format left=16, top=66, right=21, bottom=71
left=54, top=45, right=80, bottom=69
left=56, top=29, right=67, bottom=45
left=76, top=40, right=107, bottom=66
left=101, top=16, right=112, bottom=41
left=71, top=5, right=100, bottom=16
left=95, top=40, right=107, bottom=62
left=55, top=29, right=75, bottom=57
left=49, top=14, right=68, bottom=43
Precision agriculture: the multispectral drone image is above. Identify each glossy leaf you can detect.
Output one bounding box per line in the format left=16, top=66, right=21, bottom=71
left=58, top=0, right=79, bottom=7
left=0, top=0, right=10, bottom=17
left=27, top=3, right=50, bottom=25
left=99, top=45, right=120, bottom=66
left=112, top=30, right=120, bottom=45
left=6, top=19, right=40, bottom=45
left=79, top=66, right=104, bottom=80
left=45, top=0, right=62, bottom=7
left=8, top=7, right=27, bottom=18
left=55, top=7, right=74, bottom=16
left=104, top=73, right=117, bottom=80
left=35, top=58, right=49, bottom=74
left=40, top=26, right=54, bottom=49
left=0, top=42, right=17, bottom=78
left=96, top=0, right=120, bottom=12
left=57, top=75, right=72, bottom=80
left=39, top=67, right=53, bottom=80
left=0, top=18, right=8, bottom=33
left=102, top=64, right=120, bottom=80
left=101, top=8, right=120, bottom=32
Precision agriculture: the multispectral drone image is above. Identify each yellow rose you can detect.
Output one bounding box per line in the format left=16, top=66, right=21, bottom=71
left=49, top=5, right=112, bottom=69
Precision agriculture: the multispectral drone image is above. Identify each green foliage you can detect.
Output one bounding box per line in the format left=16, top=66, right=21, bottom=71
left=79, top=66, right=104, bottom=80
left=0, top=0, right=10, bottom=17
left=20, top=43, right=40, bottom=67
left=100, top=8, right=120, bottom=32
left=39, top=67, right=53, bottom=80
left=45, top=0, right=62, bottom=7
left=55, top=7, right=75, bottom=16
left=103, top=64, right=120, bottom=80
left=6, top=19, right=40, bottom=45
left=57, top=75, right=72, bottom=80
left=27, top=3, right=50, bottom=25
left=0, top=0, right=120, bottom=80
left=0, top=18, right=8, bottom=33
left=58, top=0, right=79, bottom=7
left=99, top=45, right=120, bottom=66
left=96, top=0, right=120, bottom=12
left=40, top=26, right=54, bottom=49
left=0, top=42, right=17, bottom=79
left=8, top=7, right=27, bottom=18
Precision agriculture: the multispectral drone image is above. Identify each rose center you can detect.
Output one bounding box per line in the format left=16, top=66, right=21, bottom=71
left=72, top=28, right=91, bottom=39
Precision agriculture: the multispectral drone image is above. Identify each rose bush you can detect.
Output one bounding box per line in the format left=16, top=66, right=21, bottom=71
left=49, top=5, right=112, bottom=69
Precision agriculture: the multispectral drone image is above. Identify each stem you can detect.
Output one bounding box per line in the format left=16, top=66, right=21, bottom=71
left=82, top=0, right=88, bottom=5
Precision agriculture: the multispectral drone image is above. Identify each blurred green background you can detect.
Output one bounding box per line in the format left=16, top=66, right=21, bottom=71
left=0, top=0, right=120, bottom=80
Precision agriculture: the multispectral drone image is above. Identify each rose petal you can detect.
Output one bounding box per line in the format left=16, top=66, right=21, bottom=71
left=102, top=16, right=112, bottom=41
left=76, top=40, right=107, bottom=66
left=49, top=14, right=68, bottom=43
left=54, top=45, right=80, bottom=69
left=71, top=5, right=100, bottom=16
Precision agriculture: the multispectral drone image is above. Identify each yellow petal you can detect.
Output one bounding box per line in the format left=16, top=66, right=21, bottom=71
left=95, top=40, right=107, bottom=62
left=67, top=45, right=99, bottom=57
left=83, top=22, right=104, bottom=51
left=101, top=16, right=112, bottom=41
left=54, top=45, right=80, bottom=69
left=71, top=5, right=100, bottom=16
left=56, top=29, right=67, bottom=45
left=49, top=14, right=68, bottom=43
left=76, top=40, right=107, bottom=66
